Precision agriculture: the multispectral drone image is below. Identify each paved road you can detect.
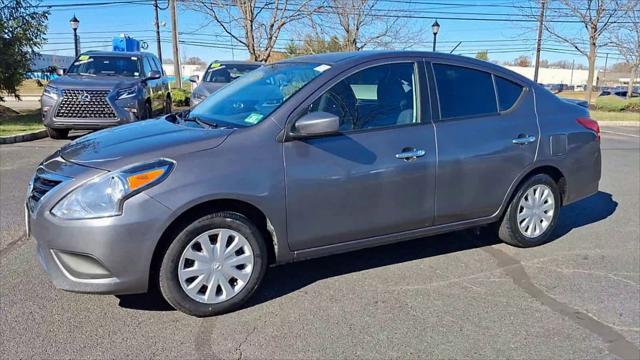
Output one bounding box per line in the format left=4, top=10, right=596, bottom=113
left=1, top=128, right=639, bottom=359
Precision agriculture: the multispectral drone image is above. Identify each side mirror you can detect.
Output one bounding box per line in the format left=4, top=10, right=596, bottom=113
left=188, top=75, right=199, bottom=83
left=292, top=111, right=340, bottom=137
left=55, top=68, right=65, bottom=76
left=145, top=70, right=161, bottom=81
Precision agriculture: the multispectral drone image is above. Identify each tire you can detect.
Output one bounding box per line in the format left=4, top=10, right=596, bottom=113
left=159, top=211, right=268, bottom=317
left=46, top=127, right=69, bottom=140
left=498, top=174, right=561, bottom=247
left=164, top=96, right=172, bottom=114
left=141, top=102, right=152, bottom=120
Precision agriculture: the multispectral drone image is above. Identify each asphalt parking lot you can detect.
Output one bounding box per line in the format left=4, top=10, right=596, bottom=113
left=1, top=127, right=639, bottom=359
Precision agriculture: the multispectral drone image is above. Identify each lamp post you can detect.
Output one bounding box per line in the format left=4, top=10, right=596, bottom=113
left=432, top=19, right=440, bottom=52
left=69, top=14, right=80, bottom=57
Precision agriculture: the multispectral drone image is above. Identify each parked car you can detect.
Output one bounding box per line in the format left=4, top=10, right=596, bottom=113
left=562, top=98, right=589, bottom=108
left=189, top=61, right=261, bottom=107
left=41, top=51, right=172, bottom=139
left=598, top=89, right=639, bottom=98
left=27, top=51, right=601, bottom=317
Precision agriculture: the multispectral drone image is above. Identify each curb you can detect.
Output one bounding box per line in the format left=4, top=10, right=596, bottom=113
left=1, top=95, right=41, bottom=102
left=0, top=129, right=48, bottom=144
left=599, top=121, right=640, bottom=127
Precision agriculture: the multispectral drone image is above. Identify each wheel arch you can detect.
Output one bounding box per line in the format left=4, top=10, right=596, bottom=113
left=148, top=198, right=279, bottom=290
left=498, top=164, right=567, bottom=220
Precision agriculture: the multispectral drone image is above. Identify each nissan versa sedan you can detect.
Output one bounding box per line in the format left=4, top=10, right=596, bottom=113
left=27, top=51, right=601, bottom=317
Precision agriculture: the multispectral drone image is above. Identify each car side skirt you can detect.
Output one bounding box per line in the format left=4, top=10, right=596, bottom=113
left=291, top=215, right=497, bottom=262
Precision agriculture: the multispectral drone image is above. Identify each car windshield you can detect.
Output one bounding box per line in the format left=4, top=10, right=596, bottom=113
left=67, top=55, right=141, bottom=77
left=189, top=62, right=328, bottom=127
left=203, top=63, right=261, bottom=83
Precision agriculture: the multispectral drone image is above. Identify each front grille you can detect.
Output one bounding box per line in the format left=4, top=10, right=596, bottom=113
left=55, top=89, right=116, bottom=119
left=28, top=169, right=64, bottom=211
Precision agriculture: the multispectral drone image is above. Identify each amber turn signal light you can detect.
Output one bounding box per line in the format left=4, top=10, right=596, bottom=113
left=127, top=169, right=166, bottom=191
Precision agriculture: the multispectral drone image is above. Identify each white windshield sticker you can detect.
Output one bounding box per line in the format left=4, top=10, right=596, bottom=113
left=73, top=59, right=93, bottom=65
left=131, top=57, right=137, bottom=60
left=314, top=64, right=331, bottom=73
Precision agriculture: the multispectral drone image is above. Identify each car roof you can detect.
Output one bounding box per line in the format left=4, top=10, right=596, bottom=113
left=278, top=50, right=534, bottom=85
left=82, top=50, right=152, bottom=57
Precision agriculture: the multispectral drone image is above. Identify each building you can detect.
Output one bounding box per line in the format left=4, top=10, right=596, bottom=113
left=504, top=65, right=594, bottom=87
left=597, top=71, right=639, bottom=88
left=31, top=53, right=75, bottom=71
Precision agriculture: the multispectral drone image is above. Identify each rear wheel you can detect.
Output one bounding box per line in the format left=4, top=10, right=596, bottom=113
left=498, top=174, right=561, bottom=247
left=46, top=127, right=69, bottom=140
left=158, top=212, right=267, bottom=317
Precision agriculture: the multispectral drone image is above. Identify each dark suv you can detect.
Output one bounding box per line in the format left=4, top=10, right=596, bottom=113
left=41, top=51, right=172, bottom=139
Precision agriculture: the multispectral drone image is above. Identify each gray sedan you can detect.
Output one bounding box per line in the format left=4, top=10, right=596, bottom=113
left=27, top=51, right=601, bottom=317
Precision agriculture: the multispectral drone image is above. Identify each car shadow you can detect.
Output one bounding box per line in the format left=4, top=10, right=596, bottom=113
left=116, top=191, right=617, bottom=313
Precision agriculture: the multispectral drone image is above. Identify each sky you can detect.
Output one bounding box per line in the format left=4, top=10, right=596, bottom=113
left=39, top=0, right=630, bottom=69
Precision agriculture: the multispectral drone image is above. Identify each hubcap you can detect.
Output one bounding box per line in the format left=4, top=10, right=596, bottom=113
left=178, top=229, right=254, bottom=304
left=517, top=184, right=555, bottom=238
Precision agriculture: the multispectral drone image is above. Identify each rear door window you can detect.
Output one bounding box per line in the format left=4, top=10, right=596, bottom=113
left=495, top=76, right=524, bottom=111
left=433, top=63, right=497, bottom=119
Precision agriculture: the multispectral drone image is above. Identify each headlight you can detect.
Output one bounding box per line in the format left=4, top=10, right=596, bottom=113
left=51, top=159, right=174, bottom=220
left=116, top=86, right=138, bottom=99
left=43, top=85, right=61, bottom=100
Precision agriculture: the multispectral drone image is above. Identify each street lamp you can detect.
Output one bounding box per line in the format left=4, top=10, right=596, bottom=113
left=432, top=19, right=440, bottom=52
left=69, top=14, right=80, bottom=57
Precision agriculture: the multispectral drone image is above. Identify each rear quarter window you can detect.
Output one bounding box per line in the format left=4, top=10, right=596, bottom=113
left=433, top=63, right=497, bottom=119
left=495, top=76, right=524, bottom=111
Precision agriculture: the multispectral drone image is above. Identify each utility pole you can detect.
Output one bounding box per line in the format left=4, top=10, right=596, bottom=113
left=533, top=0, right=547, bottom=83
left=153, top=0, right=163, bottom=63
left=570, top=59, right=575, bottom=87
left=601, top=53, right=609, bottom=89
left=170, top=0, right=182, bottom=89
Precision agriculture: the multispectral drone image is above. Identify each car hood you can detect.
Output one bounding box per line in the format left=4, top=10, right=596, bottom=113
left=195, top=82, right=226, bottom=95
left=50, top=74, right=140, bottom=90
left=60, top=119, right=234, bottom=171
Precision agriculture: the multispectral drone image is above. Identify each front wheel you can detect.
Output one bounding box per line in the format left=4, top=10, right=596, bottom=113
left=159, top=212, right=267, bottom=317
left=46, top=127, right=69, bottom=140
left=498, top=174, right=561, bottom=247
left=140, top=102, right=152, bottom=120
left=164, top=96, right=172, bottom=114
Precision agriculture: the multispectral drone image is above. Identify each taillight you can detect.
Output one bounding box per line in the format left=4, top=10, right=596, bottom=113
left=577, top=117, right=600, bottom=140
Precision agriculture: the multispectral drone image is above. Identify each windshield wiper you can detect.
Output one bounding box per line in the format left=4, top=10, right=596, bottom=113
left=78, top=72, right=95, bottom=76
left=165, top=110, right=219, bottom=129
left=187, top=115, right=218, bottom=129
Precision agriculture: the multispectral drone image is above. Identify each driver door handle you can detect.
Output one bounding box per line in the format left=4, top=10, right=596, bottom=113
left=395, top=149, right=426, bottom=161
left=512, top=135, right=536, bottom=145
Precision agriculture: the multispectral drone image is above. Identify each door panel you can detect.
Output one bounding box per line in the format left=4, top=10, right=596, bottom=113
left=430, top=62, right=538, bottom=224
left=284, top=126, right=436, bottom=251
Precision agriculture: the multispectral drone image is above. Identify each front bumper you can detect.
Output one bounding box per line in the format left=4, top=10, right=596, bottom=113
left=41, top=93, right=140, bottom=130
left=28, top=162, right=172, bottom=295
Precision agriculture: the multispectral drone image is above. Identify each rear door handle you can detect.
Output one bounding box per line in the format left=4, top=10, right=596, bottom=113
left=512, top=135, right=536, bottom=145
left=395, top=149, right=426, bottom=160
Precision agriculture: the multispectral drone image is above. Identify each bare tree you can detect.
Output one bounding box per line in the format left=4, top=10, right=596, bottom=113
left=609, top=10, right=640, bottom=98
left=308, top=0, right=423, bottom=51
left=541, top=0, right=638, bottom=101
left=188, top=0, right=321, bottom=62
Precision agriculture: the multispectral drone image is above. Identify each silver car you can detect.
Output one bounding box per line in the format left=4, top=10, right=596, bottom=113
left=27, top=51, right=601, bottom=317
left=189, top=61, right=261, bottom=107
